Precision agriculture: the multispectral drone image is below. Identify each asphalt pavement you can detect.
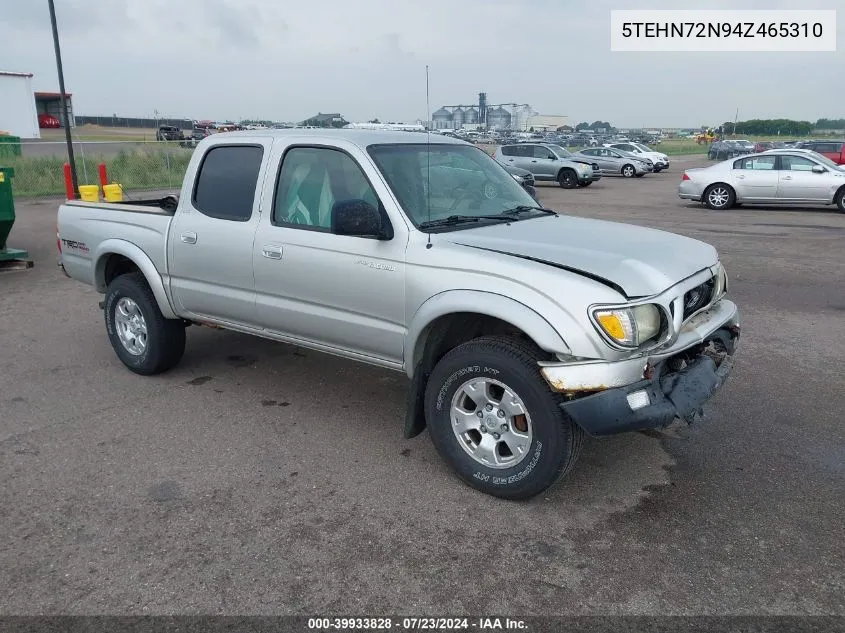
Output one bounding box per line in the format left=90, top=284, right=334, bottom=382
left=1, top=158, right=843, bottom=615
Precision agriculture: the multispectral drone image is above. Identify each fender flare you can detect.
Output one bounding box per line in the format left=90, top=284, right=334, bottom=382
left=93, top=239, right=177, bottom=319
left=404, top=290, right=571, bottom=379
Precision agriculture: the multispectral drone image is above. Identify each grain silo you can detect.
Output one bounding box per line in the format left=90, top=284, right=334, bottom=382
left=451, top=107, right=465, bottom=128
left=464, top=107, right=479, bottom=124
left=486, top=106, right=512, bottom=130
left=432, top=107, right=452, bottom=129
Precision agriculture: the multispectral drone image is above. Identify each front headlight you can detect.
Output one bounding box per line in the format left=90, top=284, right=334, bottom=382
left=511, top=174, right=521, bottom=182
left=594, top=304, right=662, bottom=348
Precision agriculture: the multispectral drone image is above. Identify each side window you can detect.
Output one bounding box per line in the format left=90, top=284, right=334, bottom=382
left=193, top=145, right=264, bottom=221
left=532, top=145, right=554, bottom=159
left=501, top=145, right=515, bottom=157
left=815, top=143, right=838, bottom=153
left=273, top=147, right=380, bottom=231
left=513, top=145, right=532, bottom=157
left=735, top=156, right=776, bottom=170
left=781, top=155, right=817, bottom=172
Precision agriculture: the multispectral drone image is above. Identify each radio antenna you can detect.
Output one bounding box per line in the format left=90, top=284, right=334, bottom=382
left=425, top=64, right=432, bottom=249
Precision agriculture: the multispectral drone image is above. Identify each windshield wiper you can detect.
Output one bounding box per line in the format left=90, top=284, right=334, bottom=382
left=500, top=205, right=557, bottom=217
left=419, top=214, right=513, bottom=230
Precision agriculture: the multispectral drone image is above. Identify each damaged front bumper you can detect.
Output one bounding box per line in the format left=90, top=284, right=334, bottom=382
left=540, top=301, right=740, bottom=436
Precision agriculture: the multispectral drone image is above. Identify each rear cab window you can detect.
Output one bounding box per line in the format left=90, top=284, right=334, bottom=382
left=192, top=145, right=265, bottom=221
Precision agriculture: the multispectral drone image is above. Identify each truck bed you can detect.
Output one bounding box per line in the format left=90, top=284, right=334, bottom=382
left=57, top=199, right=175, bottom=289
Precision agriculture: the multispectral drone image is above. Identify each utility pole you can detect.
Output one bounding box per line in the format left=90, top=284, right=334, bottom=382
left=48, top=0, right=78, bottom=197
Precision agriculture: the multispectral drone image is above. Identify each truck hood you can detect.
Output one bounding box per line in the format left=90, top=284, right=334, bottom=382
left=446, top=215, right=718, bottom=298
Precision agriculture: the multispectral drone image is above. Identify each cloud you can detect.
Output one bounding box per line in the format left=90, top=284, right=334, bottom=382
left=1, top=0, right=842, bottom=126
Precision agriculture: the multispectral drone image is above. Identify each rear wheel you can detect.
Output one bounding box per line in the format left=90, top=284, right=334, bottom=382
left=621, top=164, right=635, bottom=178
left=104, top=272, right=186, bottom=375
left=557, top=169, right=577, bottom=189
left=424, top=336, right=583, bottom=500
left=635, top=173, right=645, bottom=178
left=703, top=183, right=735, bottom=210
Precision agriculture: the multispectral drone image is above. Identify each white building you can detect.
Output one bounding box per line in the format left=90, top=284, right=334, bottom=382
left=0, top=71, right=40, bottom=139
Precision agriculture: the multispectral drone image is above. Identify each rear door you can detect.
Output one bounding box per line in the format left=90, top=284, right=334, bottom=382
left=776, top=154, right=830, bottom=201
left=168, top=140, right=272, bottom=326
left=731, top=155, right=778, bottom=200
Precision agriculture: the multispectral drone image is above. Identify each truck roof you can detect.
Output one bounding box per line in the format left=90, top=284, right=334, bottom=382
left=213, top=128, right=468, bottom=147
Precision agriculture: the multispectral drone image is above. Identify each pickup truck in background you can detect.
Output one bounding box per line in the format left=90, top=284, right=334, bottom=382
left=57, top=130, right=740, bottom=499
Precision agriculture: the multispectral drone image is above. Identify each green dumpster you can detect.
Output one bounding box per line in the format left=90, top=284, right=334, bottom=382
left=0, top=136, right=22, bottom=159
left=0, top=166, right=30, bottom=262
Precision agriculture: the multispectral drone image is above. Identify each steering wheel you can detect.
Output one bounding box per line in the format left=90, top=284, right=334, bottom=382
left=447, top=181, right=498, bottom=213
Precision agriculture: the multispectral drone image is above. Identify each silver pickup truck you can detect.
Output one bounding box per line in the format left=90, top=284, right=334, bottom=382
left=57, top=130, right=740, bottom=499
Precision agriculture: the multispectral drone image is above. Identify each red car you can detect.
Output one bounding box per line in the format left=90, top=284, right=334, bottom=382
left=38, top=114, right=61, bottom=128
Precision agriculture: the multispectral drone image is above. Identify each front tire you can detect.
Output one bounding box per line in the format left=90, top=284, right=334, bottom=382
left=104, top=272, right=186, bottom=375
left=424, top=336, right=584, bottom=500
left=703, top=183, right=735, bottom=210
left=557, top=169, right=577, bottom=189
left=580, top=180, right=592, bottom=187
left=835, top=187, right=845, bottom=213
left=621, top=164, right=636, bottom=178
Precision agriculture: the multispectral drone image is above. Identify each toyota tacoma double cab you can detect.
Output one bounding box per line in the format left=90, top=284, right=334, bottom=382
left=57, top=130, right=740, bottom=499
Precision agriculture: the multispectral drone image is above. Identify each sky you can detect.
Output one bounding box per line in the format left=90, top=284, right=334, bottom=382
left=1, top=0, right=842, bottom=128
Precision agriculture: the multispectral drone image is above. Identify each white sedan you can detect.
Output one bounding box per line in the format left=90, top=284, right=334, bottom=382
left=678, top=151, right=845, bottom=212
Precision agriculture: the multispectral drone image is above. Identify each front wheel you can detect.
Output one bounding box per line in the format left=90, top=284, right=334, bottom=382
left=703, top=183, right=735, bottom=210
left=635, top=173, right=645, bottom=178
left=104, top=272, right=186, bottom=375
left=557, top=169, right=577, bottom=189
left=621, top=164, right=636, bottom=178
left=580, top=180, right=592, bottom=187
left=835, top=187, right=845, bottom=213
left=424, top=336, right=584, bottom=500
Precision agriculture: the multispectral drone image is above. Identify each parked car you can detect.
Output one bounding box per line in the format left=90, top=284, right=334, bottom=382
left=493, top=143, right=596, bottom=188
left=38, top=114, right=61, bottom=129
left=576, top=147, right=651, bottom=177
left=156, top=125, right=185, bottom=141
left=708, top=140, right=753, bottom=161
left=540, top=145, right=602, bottom=183
left=605, top=142, right=670, bottom=172
left=57, top=129, right=740, bottom=499
left=794, top=140, right=845, bottom=165
left=679, top=150, right=845, bottom=211
left=500, top=163, right=538, bottom=198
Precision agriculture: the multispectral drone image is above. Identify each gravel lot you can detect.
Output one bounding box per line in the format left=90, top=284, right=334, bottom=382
left=2, top=157, right=843, bottom=615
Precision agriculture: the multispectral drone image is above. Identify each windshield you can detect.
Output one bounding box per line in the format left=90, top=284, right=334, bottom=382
left=631, top=143, right=651, bottom=152
left=547, top=144, right=574, bottom=158
left=368, top=144, right=539, bottom=230
left=807, top=152, right=840, bottom=169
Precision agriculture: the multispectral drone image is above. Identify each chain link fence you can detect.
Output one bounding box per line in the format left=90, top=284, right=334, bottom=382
left=1, top=140, right=197, bottom=198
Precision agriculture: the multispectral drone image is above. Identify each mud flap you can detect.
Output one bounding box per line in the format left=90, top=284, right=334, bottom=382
left=404, top=362, right=428, bottom=439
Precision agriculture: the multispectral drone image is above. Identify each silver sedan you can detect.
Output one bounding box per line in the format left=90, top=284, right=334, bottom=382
left=575, top=147, right=651, bottom=177
left=679, top=151, right=845, bottom=211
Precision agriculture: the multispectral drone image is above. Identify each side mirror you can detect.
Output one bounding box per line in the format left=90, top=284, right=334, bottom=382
left=523, top=184, right=538, bottom=200
left=331, top=199, right=387, bottom=239
left=812, top=165, right=826, bottom=174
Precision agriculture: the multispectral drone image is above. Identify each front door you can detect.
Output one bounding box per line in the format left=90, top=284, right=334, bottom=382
left=777, top=154, right=831, bottom=201
left=731, top=154, right=778, bottom=200
left=529, top=145, right=558, bottom=179
left=168, top=141, right=272, bottom=326
left=252, top=143, right=407, bottom=363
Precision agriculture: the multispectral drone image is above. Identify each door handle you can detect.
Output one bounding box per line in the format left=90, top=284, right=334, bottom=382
left=735, top=175, right=745, bottom=179
left=530, top=160, right=538, bottom=163
left=261, top=245, right=283, bottom=260
left=782, top=176, right=793, bottom=180
left=180, top=232, right=197, bottom=244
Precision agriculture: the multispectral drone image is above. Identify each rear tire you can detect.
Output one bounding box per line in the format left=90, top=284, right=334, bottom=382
left=621, top=164, right=635, bottom=178
left=104, top=272, right=186, bottom=375
left=424, top=336, right=584, bottom=500
left=557, top=169, right=577, bottom=189
left=635, top=173, right=645, bottom=178
left=703, top=183, right=735, bottom=210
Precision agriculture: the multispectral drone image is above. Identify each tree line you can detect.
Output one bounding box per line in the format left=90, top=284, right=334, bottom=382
left=720, top=118, right=844, bottom=136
